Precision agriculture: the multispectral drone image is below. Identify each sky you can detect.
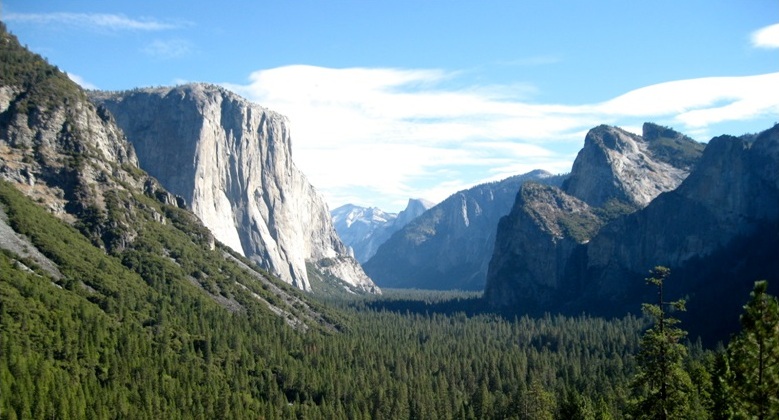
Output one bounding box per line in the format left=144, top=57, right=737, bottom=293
left=3, top=1, right=778, bottom=212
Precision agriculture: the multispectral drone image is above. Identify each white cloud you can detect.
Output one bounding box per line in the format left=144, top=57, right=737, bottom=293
left=142, top=39, right=193, bottom=59
left=751, top=23, right=779, bottom=49
left=595, top=73, right=779, bottom=126
left=224, top=66, right=779, bottom=211
left=5, top=12, right=184, bottom=31
left=66, top=73, right=98, bottom=90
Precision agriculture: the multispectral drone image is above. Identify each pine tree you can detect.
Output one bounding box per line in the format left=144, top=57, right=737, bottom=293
left=726, top=280, right=779, bottom=419
left=630, top=266, right=694, bottom=419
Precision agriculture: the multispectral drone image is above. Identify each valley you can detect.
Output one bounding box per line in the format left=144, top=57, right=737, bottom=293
left=1, top=20, right=778, bottom=419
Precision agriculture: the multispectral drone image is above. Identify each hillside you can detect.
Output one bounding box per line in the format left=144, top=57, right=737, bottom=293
left=364, top=170, right=565, bottom=290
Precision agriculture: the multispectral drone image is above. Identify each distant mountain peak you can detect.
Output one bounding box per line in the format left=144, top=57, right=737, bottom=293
left=331, top=198, right=433, bottom=263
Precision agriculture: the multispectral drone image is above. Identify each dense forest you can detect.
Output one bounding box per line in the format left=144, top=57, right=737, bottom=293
left=1, top=180, right=777, bottom=418
left=1, top=21, right=778, bottom=419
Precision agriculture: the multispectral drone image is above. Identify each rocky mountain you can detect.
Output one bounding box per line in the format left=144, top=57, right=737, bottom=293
left=364, top=170, right=565, bottom=290
left=486, top=124, right=704, bottom=310
left=485, top=123, right=779, bottom=339
left=332, top=198, right=433, bottom=263
left=562, top=124, right=701, bottom=208
left=0, top=28, right=143, bottom=251
left=90, top=85, right=378, bottom=293
left=0, top=23, right=348, bottom=324
left=0, top=21, right=344, bottom=333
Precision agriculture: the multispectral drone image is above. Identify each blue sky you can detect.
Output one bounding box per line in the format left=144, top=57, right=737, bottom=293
left=4, top=1, right=778, bottom=212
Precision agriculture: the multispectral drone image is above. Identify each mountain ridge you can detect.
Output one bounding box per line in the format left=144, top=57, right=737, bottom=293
left=485, top=122, right=779, bottom=340
left=364, top=170, right=565, bottom=290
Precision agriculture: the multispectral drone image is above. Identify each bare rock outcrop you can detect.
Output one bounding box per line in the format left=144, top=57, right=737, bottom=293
left=91, top=84, right=378, bottom=293
left=562, top=124, right=700, bottom=208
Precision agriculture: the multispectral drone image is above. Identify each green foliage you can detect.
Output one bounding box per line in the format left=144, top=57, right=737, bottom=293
left=0, top=22, right=769, bottom=414
left=6, top=176, right=777, bottom=419
left=643, top=123, right=705, bottom=170
left=1, top=176, right=654, bottom=418
left=0, top=22, right=84, bottom=115
left=630, top=267, right=697, bottom=419
left=723, top=280, right=779, bottom=419
left=558, top=210, right=603, bottom=243
left=594, top=198, right=638, bottom=224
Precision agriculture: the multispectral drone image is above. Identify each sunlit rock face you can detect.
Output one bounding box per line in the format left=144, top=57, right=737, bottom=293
left=91, top=84, right=378, bottom=293
left=562, top=124, right=697, bottom=208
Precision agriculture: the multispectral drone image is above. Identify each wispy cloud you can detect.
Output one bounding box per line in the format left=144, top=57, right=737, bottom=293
left=4, top=12, right=185, bottom=31
left=226, top=66, right=779, bottom=211
left=66, top=73, right=98, bottom=90
left=751, top=23, right=779, bottom=49
left=142, top=39, right=193, bottom=59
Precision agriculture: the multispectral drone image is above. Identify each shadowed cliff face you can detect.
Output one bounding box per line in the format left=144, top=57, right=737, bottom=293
left=485, top=123, right=779, bottom=340
left=91, top=84, right=378, bottom=293
left=485, top=183, right=598, bottom=312
left=486, top=123, right=705, bottom=313
left=584, top=127, right=779, bottom=302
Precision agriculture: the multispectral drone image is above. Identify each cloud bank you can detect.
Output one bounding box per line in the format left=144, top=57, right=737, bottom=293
left=224, top=65, right=778, bottom=211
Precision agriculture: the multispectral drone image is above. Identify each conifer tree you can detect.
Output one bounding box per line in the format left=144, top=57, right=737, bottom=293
left=726, top=280, right=779, bottom=419
left=630, top=266, right=694, bottom=419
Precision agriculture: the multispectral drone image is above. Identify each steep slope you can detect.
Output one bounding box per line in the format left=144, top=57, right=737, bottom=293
left=485, top=183, right=600, bottom=312
left=580, top=126, right=779, bottom=337
left=486, top=123, right=779, bottom=340
left=0, top=20, right=340, bottom=331
left=91, top=85, right=378, bottom=293
left=364, top=170, right=564, bottom=290
left=485, top=124, right=703, bottom=309
left=0, top=23, right=144, bottom=252
left=332, top=198, right=433, bottom=263
left=1, top=24, right=358, bottom=417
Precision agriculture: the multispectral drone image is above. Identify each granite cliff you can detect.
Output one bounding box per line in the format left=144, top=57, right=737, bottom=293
left=91, top=85, right=378, bottom=293
left=486, top=124, right=704, bottom=309
left=485, top=123, right=779, bottom=339
left=562, top=124, right=700, bottom=208
left=0, top=24, right=351, bottom=344
left=364, top=170, right=565, bottom=290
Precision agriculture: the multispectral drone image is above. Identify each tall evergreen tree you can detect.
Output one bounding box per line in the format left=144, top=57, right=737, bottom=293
left=726, top=280, right=779, bottom=419
left=630, top=266, right=694, bottom=419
